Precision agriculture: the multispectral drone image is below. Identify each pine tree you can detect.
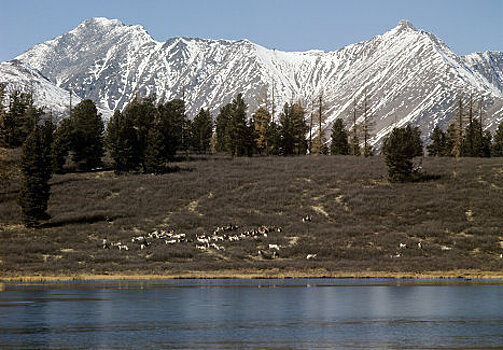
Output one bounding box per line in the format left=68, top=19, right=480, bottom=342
left=252, top=107, right=271, bottom=154
left=158, top=98, right=187, bottom=160
left=18, top=120, right=54, bottom=226
left=123, top=97, right=156, bottom=171
left=226, top=93, right=249, bottom=156
left=18, top=92, right=42, bottom=144
left=382, top=125, right=422, bottom=183
left=0, top=89, right=40, bottom=148
left=265, top=121, right=281, bottom=155
left=462, top=118, right=490, bottom=157
left=244, top=119, right=257, bottom=157
left=492, top=122, right=503, bottom=157
left=191, top=108, right=213, bottom=153
left=445, top=123, right=458, bottom=157
left=482, top=130, right=492, bottom=157
left=70, top=99, right=104, bottom=170
left=412, top=126, right=423, bottom=157
left=215, top=104, right=232, bottom=153
left=104, top=110, right=140, bottom=173
left=279, top=102, right=308, bottom=155
left=427, top=125, right=448, bottom=156
left=330, top=118, right=350, bottom=155
left=145, top=120, right=166, bottom=174
left=51, top=118, right=72, bottom=173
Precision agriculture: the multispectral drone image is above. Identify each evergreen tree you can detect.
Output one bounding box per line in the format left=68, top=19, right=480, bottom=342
left=244, top=119, right=257, bottom=157
left=157, top=98, right=187, bottom=160
left=70, top=99, right=104, bottom=170
left=18, top=93, right=42, bottom=144
left=462, top=118, right=491, bottom=157
left=51, top=119, right=72, bottom=173
left=252, top=107, right=271, bottom=154
left=330, top=118, right=350, bottom=155
left=191, top=108, right=213, bottom=153
left=382, top=125, right=422, bottom=183
left=492, top=122, right=503, bottom=157
left=427, top=125, right=448, bottom=157
left=279, top=102, right=308, bottom=155
left=104, top=110, right=140, bottom=173
left=18, top=120, right=54, bottom=226
left=226, top=93, right=249, bottom=156
left=0, top=89, right=41, bottom=148
left=215, top=104, right=232, bottom=152
left=483, top=130, right=492, bottom=157
left=445, top=123, right=458, bottom=157
left=265, top=121, right=281, bottom=155
left=412, top=126, right=423, bottom=157
left=145, top=120, right=166, bottom=174
left=123, top=97, right=156, bottom=171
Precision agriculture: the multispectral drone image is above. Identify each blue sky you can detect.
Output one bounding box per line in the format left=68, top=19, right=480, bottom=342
left=0, top=0, right=501, bottom=61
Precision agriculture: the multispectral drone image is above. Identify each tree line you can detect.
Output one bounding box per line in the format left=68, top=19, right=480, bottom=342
left=1, top=85, right=503, bottom=225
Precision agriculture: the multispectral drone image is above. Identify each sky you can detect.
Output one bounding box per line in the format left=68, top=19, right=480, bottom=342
left=0, top=0, right=502, bottom=62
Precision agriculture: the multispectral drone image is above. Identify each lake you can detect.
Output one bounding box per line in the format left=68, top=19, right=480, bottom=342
left=1, top=278, right=502, bottom=349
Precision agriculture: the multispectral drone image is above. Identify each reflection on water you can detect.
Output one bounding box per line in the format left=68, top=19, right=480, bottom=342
left=1, top=279, right=502, bottom=349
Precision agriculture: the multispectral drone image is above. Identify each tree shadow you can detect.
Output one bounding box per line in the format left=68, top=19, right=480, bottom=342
left=411, top=173, right=443, bottom=183
left=40, top=214, right=124, bottom=228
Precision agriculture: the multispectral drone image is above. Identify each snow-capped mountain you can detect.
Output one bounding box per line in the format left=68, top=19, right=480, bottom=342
left=0, top=60, right=82, bottom=119
left=2, top=17, right=503, bottom=144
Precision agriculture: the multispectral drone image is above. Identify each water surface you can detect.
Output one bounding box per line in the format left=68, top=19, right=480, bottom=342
left=1, top=279, right=502, bottom=349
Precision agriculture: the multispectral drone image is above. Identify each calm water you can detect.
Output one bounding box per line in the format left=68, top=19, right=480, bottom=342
left=1, top=278, right=503, bottom=349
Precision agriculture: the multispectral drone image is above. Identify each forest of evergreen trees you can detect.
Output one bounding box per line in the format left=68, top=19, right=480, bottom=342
left=1, top=82, right=502, bottom=224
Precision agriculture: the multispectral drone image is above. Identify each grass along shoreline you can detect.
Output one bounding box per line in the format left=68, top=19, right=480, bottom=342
left=2, top=269, right=503, bottom=282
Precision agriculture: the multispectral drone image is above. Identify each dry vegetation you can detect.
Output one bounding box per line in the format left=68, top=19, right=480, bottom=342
left=1, top=151, right=503, bottom=278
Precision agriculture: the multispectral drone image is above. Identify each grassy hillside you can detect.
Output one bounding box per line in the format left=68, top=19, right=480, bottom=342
left=1, top=153, right=503, bottom=277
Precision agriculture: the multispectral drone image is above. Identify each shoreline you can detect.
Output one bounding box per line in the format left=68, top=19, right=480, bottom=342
left=2, top=269, right=503, bottom=282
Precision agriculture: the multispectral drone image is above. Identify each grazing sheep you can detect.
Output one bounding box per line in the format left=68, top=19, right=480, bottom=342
left=399, top=243, right=407, bottom=249
left=302, top=215, right=312, bottom=223
left=268, top=244, right=280, bottom=251
left=418, top=242, right=422, bottom=249
left=197, top=237, right=209, bottom=244
left=441, top=246, right=452, bottom=251
left=306, top=254, right=317, bottom=260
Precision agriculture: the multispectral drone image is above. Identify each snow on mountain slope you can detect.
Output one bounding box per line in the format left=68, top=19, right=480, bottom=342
left=0, top=59, right=80, bottom=119
left=6, top=17, right=503, bottom=144
left=463, top=51, right=503, bottom=94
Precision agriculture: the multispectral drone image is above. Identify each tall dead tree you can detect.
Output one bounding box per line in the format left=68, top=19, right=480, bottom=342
left=360, top=88, right=375, bottom=157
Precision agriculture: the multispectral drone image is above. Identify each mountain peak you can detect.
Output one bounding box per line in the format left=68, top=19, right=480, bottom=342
left=397, top=19, right=416, bottom=31
left=82, top=17, right=123, bottom=27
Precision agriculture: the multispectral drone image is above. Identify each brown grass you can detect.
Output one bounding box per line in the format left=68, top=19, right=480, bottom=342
left=1, top=153, right=503, bottom=278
